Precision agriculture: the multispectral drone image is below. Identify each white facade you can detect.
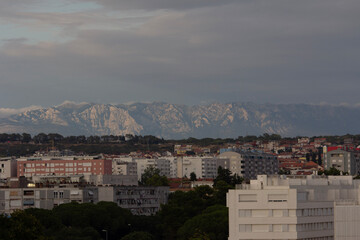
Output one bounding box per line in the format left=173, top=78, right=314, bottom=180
left=135, top=158, right=171, bottom=180
left=227, top=175, right=360, bottom=240
left=112, top=159, right=137, bottom=176
left=176, top=157, right=203, bottom=179
left=334, top=203, right=360, bottom=240
left=0, top=158, right=17, bottom=179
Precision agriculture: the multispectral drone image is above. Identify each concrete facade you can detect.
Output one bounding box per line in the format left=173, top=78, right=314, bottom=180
left=227, top=175, right=360, bottom=240
left=135, top=158, right=171, bottom=180
left=17, top=156, right=112, bottom=177
left=0, top=157, right=17, bottom=179
left=112, top=159, right=137, bottom=176
left=334, top=203, right=360, bottom=240
left=219, top=151, right=278, bottom=179
left=323, top=148, right=360, bottom=175
left=0, top=185, right=169, bottom=216
left=0, top=186, right=97, bottom=214
left=102, top=186, right=169, bottom=216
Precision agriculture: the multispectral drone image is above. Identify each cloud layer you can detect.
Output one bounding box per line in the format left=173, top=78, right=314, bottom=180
left=0, top=105, right=42, bottom=118
left=0, top=0, right=360, bottom=108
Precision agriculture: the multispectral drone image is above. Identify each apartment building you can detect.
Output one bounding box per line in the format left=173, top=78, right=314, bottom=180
left=0, top=185, right=169, bottom=216
left=176, top=157, right=202, bottom=179
left=17, top=156, right=112, bottom=178
left=173, top=156, right=226, bottom=179
left=227, top=175, right=360, bottom=240
left=135, top=158, right=171, bottom=180
left=219, top=151, right=278, bottom=179
left=323, top=147, right=360, bottom=175
left=0, top=157, right=17, bottom=179
left=334, top=202, right=360, bottom=239
left=99, top=186, right=169, bottom=216
left=112, top=159, right=137, bottom=176
left=0, top=185, right=97, bottom=214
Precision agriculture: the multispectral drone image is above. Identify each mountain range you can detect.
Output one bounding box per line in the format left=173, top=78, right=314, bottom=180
left=0, top=102, right=359, bottom=139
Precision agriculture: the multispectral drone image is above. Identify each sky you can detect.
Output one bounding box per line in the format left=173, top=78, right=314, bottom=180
left=0, top=0, right=360, bottom=114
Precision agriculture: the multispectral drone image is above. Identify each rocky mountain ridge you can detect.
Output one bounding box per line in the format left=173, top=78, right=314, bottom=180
left=0, top=102, right=359, bottom=138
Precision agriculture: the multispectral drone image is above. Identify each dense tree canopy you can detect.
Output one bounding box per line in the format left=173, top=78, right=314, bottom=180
left=141, top=166, right=169, bottom=186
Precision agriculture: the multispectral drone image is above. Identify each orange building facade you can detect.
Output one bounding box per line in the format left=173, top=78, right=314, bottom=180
left=17, top=157, right=112, bottom=177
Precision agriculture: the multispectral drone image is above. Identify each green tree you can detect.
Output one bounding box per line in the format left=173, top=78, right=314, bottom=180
left=6, top=210, right=49, bottom=240
left=190, top=172, right=197, bottom=181
left=141, top=166, right=168, bottom=186
left=21, top=133, right=32, bottom=143
left=193, top=185, right=214, bottom=201
left=177, top=205, right=228, bottom=240
left=318, top=167, right=342, bottom=176
left=0, top=214, right=12, bottom=239
left=120, top=231, right=154, bottom=240
left=214, top=167, right=243, bottom=187
left=213, top=167, right=232, bottom=186
left=213, top=180, right=232, bottom=205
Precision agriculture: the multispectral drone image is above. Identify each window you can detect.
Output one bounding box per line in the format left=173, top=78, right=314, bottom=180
left=239, top=210, right=251, bottom=217
left=283, top=210, right=289, bottom=217
left=282, top=224, right=288, bottom=232
left=268, top=194, right=287, bottom=202
left=239, top=224, right=252, bottom=232
left=239, top=194, right=257, bottom=202
left=252, top=225, right=268, bottom=232
left=23, top=199, right=34, bottom=206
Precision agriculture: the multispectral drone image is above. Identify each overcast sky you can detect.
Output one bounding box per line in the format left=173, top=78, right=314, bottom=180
left=0, top=0, right=360, bottom=111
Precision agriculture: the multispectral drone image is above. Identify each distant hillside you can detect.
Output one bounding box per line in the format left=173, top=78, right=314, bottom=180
left=0, top=102, right=359, bottom=138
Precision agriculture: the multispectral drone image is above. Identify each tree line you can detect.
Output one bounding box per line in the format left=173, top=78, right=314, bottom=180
left=1, top=132, right=360, bottom=145
left=0, top=133, right=166, bottom=145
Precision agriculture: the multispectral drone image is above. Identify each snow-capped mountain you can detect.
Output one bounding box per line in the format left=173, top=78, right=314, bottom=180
left=0, top=102, right=359, bottom=138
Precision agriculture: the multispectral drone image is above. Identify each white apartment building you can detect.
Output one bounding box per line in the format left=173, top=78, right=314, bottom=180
left=112, top=159, right=137, bottom=176
left=174, top=156, right=222, bottom=179
left=334, top=202, right=360, bottom=239
left=166, top=157, right=177, bottom=178
left=135, top=158, right=171, bottom=180
left=227, top=175, right=360, bottom=240
left=0, top=157, right=17, bottom=179
left=176, top=157, right=203, bottom=179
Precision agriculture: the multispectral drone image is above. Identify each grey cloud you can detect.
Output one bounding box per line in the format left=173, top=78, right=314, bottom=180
left=0, top=0, right=360, bottom=107
left=0, top=105, right=42, bottom=118
left=88, top=0, right=239, bottom=11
